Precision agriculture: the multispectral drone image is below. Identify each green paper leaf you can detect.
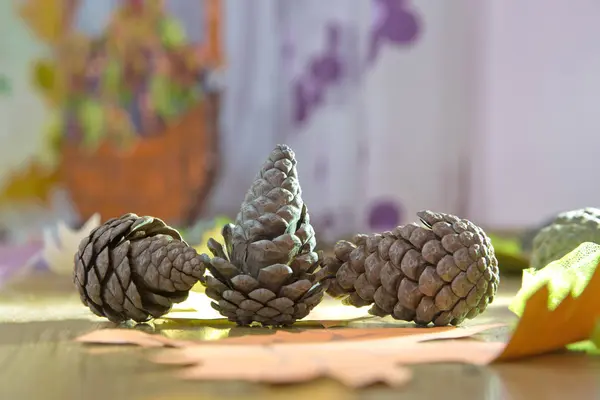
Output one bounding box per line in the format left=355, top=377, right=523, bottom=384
left=567, top=321, right=600, bottom=354
left=510, top=243, right=600, bottom=354
left=509, top=242, right=600, bottom=317
left=160, top=17, right=187, bottom=48
left=592, top=320, right=600, bottom=348
left=567, top=340, right=600, bottom=355
left=569, top=321, right=600, bottom=354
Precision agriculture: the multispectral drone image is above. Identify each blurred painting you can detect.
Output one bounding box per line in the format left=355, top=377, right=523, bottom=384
left=0, top=0, right=223, bottom=241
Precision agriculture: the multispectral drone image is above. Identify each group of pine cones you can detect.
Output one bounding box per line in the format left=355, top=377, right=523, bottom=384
left=74, top=144, right=500, bottom=327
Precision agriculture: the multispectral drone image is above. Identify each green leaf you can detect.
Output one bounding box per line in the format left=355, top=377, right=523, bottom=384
left=78, top=99, right=105, bottom=150
left=101, top=60, right=122, bottom=99
left=150, top=75, right=178, bottom=119
left=567, top=340, right=600, bottom=355
left=592, top=320, right=600, bottom=348
left=509, top=242, right=600, bottom=317
left=160, top=17, right=187, bottom=48
left=569, top=321, right=600, bottom=354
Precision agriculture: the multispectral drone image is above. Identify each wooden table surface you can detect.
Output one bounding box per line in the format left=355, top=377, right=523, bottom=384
left=0, top=273, right=598, bottom=400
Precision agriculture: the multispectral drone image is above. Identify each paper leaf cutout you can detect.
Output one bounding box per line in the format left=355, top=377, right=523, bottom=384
left=509, top=242, right=600, bottom=317
left=76, top=324, right=500, bottom=348
left=496, top=245, right=600, bottom=361
left=72, top=238, right=600, bottom=387
left=149, top=325, right=500, bottom=387
left=156, top=346, right=414, bottom=388
left=75, top=329, right=190, bottom=348
left=593, top=322, right=600, bottom=348
left=567, top=339, right=600, bottom=355
left=200, top=326, right=458, bottom=345
left=75, top=324, right=501, bottom=387
left=42, top=214, right=101, bottom=275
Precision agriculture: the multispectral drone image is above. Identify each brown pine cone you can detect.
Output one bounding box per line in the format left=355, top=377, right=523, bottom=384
left=199, top=144, right=327, bottom=326
left=322, top=210, right=499, bottom=326
left=74, top=213, right=206, bottom=323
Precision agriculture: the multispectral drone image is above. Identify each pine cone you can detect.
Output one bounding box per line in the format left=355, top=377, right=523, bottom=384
left=530, top=207, right=600, bottom=270
left=199, top=144, right=326, bottom=326
left=74, top=213, right=206, bottom=323
left=322, top=210, right=500, bottom=326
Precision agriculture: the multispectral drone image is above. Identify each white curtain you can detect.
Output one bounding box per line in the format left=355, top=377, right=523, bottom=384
left=207, top=0, right=475, bottom=241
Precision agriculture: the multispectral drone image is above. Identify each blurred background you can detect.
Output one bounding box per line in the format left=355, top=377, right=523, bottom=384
left=1, top=0, right=599, bottom=274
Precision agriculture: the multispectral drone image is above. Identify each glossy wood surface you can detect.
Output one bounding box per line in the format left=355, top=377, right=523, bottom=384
left=0, top=274, right=598, bottom=400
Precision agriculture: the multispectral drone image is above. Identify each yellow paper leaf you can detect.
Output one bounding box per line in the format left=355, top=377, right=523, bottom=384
left=75, top=324, right=502, bottom=387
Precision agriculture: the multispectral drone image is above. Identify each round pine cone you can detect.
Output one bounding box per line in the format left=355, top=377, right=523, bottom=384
left=323, top=210, right=500, bottom=326
left=530, top=207, right=600, bottom=270
left=74, top=213, right=206, bottom=323
left=199, top=144, right=328, bottom=326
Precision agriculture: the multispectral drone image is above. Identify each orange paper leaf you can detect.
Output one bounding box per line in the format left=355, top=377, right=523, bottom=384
left=495, top=260, right=600, bottom=361
left=73, top=258, right=600, bottom=388
left=206, top=326, right=455, bottom=345
left=162, top=346, right=414, bottom=388
left=75, top=324, right=502, bottom=387
left=148, top=324, right=500, bottom=387
left=75, top=329, right=190, bottom=348
left=75, top=324, right=499, bottom=348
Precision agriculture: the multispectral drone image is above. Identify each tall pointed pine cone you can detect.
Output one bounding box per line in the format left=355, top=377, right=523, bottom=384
left=199, top=144, right=326, bottom=326
left=323, top=210, right=499, bottom=326
left=74, top=213, right=206, bottom=323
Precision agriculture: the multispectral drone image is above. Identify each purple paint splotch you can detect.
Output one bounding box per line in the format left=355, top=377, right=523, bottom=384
left=290, top=1, right=421, bottom=126
left=292, top=23, right=345, bottom=126
left=310, top=25, right=343, bottom=86
left=368, top=0, right=420, bottom=64
left=368, top=199, right=404, bottom=231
